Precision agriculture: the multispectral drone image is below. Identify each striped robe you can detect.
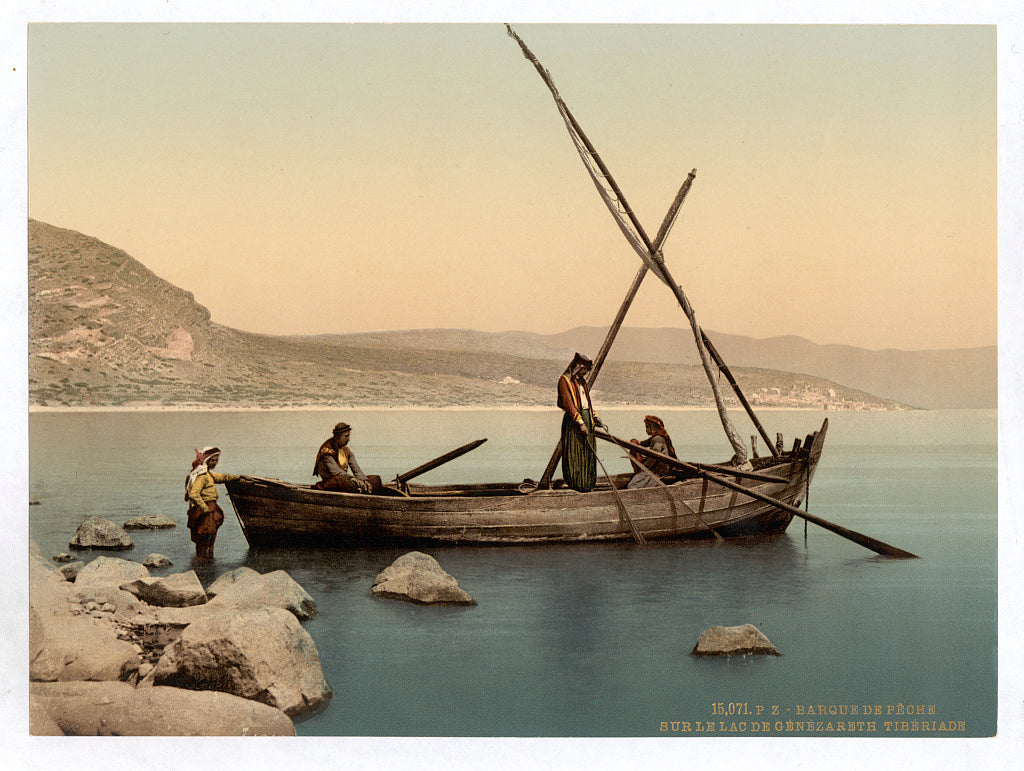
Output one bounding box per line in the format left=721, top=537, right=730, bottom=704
left=558, top=374, right=597, bottom=492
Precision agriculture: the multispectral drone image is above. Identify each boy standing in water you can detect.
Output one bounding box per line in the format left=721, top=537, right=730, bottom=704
left=185, top=446, right=239, bottom=559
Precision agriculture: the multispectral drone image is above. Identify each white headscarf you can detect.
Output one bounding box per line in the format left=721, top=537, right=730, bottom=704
left=185, top=446, right=221, bottom=493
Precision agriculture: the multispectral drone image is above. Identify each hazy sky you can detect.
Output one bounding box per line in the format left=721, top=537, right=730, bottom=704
left=25, top=22, right=998, bottom=351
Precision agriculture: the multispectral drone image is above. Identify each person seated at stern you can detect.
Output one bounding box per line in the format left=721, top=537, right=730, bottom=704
left=313, top=422, right=383, bottom=494
left=627, top=415, right=679, bottom=489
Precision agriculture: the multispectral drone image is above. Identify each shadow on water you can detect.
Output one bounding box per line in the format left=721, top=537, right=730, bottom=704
left=237, top=530, right=817, bottom=623
left=239, top=530, right=808, bottom=574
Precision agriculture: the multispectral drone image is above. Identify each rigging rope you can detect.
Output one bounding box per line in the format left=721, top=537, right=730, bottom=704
left=507, top=25, right=750, bottom=466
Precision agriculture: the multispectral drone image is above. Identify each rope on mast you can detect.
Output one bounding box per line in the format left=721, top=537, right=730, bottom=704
left=507, top=24, right=752, bottom=466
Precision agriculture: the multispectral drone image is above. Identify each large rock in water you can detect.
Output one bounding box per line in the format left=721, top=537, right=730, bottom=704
left=691, top=624, right=781, bottom=657
left=69, top=516, right=133, bottom=550
left=120, top=571, right=208, bottom=608
left=149, top=608, right=333, bottom=717
left=371, top=551, right=475, bottom=605
left=143, top=553, right=173, bottom=568
left=206, top=566, right=318, bottom=620
left=31, top=681, right=295, bottom=736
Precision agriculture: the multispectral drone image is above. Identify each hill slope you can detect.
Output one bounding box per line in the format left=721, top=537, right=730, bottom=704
left=29, top=219, right=917, bottom=410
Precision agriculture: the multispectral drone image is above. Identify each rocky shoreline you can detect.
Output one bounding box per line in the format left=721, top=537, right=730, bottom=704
left=29, top=515, right=481, bottom=736
left=29, top=533, right=331, bottom=735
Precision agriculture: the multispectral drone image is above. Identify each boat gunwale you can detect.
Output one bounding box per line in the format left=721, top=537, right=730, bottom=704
left=227, top=458, right=806, bottom=509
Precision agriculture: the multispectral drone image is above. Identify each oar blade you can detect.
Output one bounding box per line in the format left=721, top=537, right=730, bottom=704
left=799, top=511, right=918, bottom=559
left=592, top=428, right=918, bottom=559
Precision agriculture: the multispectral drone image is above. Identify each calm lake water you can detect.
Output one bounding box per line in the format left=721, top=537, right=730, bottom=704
left=28, top=408, right=997, bottom=738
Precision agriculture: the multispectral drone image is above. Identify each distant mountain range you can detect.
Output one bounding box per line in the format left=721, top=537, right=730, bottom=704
left=27, top=219, right=994, bottom=410
left=536, top=328, right=995, bottom=410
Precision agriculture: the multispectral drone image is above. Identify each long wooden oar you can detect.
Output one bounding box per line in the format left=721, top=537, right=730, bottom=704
left=393, top=438, right=487, bottom=485
left=593, top=430, right=918, bottom=559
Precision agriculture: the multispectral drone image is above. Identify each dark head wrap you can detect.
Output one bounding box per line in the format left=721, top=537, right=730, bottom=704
left=643, top=416, right=676, bottom=458
left=563, top=351, right=594, bottom=377
left=333, top=422, right=351, bottom=435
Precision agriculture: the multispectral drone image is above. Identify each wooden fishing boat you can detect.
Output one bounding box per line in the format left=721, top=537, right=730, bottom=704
left=225, top=28, right=916, bottom=559
left=226, top=419, right=828, bottom=546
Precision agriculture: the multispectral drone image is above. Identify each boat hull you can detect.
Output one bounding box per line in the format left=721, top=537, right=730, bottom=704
left=226, top=420, right=827, bottom=547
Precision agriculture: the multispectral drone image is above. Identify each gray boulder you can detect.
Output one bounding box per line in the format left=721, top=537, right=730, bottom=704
left=691, top=624, right=781, bottom=657
left=70, top=556, right=151, bottom=612
left=29, top=549, right=142, bottom=682
left=120, top=571, right=208, bottom=608
left=141, top=568, right=320, bottom=640
left=31, top=681, right=294, bottom=736
left=206, top=566, right=261, bottom=597
left=123, top=514, right=177, bottom=530
left=150, top=608, right=332, bottom=717
left=143, top=553, right=173, bottom=568
left=69, top=516, right=133, bottom=550
left=52, top=553, right=73, bottom=563
left=371, top=551, right=475, bottom=605
left=207, top=567, right=317, bottom=620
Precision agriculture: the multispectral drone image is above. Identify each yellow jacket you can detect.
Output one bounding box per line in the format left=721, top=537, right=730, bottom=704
left=187, top=471, right=238, bottom=513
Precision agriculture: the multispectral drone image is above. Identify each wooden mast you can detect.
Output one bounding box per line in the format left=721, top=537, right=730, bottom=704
left=507, top=25, right=762, bottom=468
left=537, top=172, right=697, bottom=488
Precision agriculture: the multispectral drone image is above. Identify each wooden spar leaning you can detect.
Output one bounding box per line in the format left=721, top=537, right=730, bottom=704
left=393, top=438, right=488, bottom=485
left=537, top=171, right=698, bottom=488
left=593, top=428, right=919, bottom=559
left=700, top=334, right=778, bottom=458
left=506, top=25, right=770, bottom=467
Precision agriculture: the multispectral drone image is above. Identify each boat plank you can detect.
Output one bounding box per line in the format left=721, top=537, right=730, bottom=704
left=226, top=454, right=812, bottom=546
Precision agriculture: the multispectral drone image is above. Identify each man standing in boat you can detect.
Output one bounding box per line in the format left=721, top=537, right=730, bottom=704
left=313, top=422, right=382, bottom=494
left=557, top=352, right=604, bottom=492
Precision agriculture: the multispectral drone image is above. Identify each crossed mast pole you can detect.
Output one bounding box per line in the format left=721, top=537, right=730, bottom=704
left=506, top=26, right=777, bottom=489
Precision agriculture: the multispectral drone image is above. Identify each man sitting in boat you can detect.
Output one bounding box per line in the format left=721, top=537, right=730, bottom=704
left=313, top=422, right=383, bottom=494
left=627, top=415, right=679, bottom=489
